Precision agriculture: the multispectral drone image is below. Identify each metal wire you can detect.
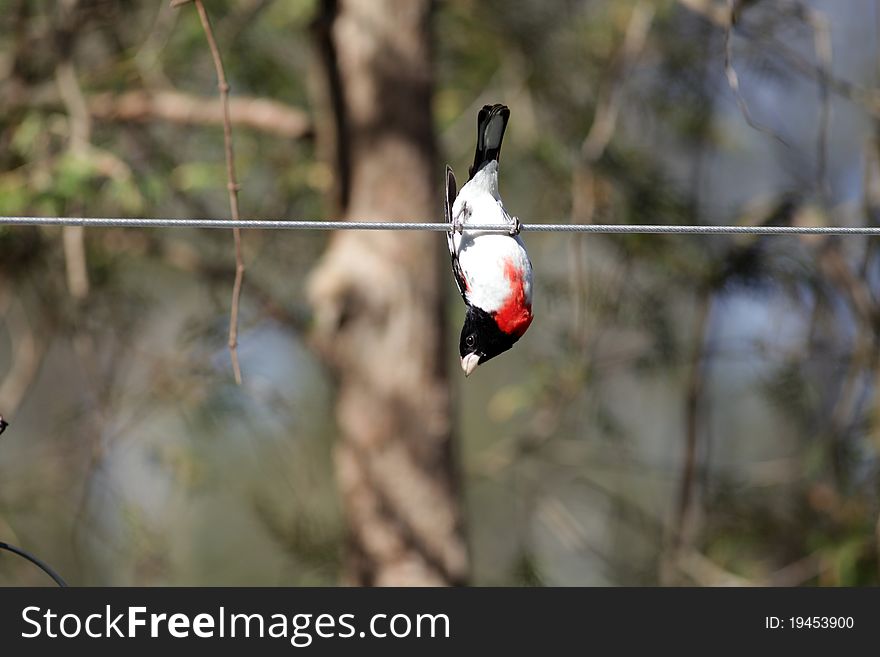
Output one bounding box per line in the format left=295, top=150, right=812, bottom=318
left=0, top=541, right=68, bottom=587
left=2, top=215, right=880, bottom=235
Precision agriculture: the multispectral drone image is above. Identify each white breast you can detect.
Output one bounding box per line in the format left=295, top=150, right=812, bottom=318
left=451, top=164, right=533, bottom=314
left=455, top=232, right=532, bottom=313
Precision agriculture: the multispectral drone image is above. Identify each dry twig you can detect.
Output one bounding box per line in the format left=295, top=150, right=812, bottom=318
left=175, top=0, right=246, bottom=384
left=785, top=0, right=832, bottom=195
left=723, top=0, right=789, bottom=148
left=683, top=0, right=876, bottom=115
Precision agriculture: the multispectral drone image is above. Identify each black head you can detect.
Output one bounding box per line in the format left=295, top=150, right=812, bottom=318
left=0, top=416, right=7, bottom=436
left=459, top=305, right=519, bottom=376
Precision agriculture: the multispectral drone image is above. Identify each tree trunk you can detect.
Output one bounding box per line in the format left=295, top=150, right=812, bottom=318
left=307, top=0, right=468, bottom=586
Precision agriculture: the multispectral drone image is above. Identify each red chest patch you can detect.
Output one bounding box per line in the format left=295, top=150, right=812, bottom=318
left=494, top=259, right=533, bottom=338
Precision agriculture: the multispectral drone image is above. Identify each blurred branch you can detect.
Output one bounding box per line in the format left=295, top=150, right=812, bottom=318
left=677, top=548, right=827, bottom=586
left=54, top=7, right=91, bottom=300
left=573, top=0, right=654, bottom=210
left=87, top=89, right=312, bottom=140
left=681, top=0, right=880, bottom=116
left=801, top=2, right=833, bottom=196
left=537, top=486, right=663, bottom=584
left=672, top=293, right=713, bottom=553
left=660, top=287, right=715, bottom=585
left=814, top=238, right=880, bottom=485
left=766, top=550, right=825, bottom=586
left=676, top=549, right=754, bottom=586
left=0, top=292, right=45, bottom=416
left=538, top=497, right=599, bottom=554
left=175, top=0, right=246, bottom=384
left=579, top=2, right=654, bottom=164
left=678, top=0, right=730, bottom=26
left=131, top=1, right=179, bottom=88
left=723, top=0, right=789, bottom=147
left=571, top=2, right=653, bottom=351
left=721, top=0, right=833, bottom=180
left=60, top=224, right=90, bottom=300
left=736, top=0, right=833, bottom=191
left=55, top=65, right=91, bottom=152
left=2, top=87, right=313, bottom=139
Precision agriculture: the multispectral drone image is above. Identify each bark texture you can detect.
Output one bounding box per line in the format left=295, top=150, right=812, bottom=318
left=307, top=0, right=468, bottom=586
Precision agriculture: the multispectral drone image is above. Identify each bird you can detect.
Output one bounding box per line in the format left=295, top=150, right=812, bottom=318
left=0, top=416, right=7, bottom=436
left=446, top=103, right=534, bottom=377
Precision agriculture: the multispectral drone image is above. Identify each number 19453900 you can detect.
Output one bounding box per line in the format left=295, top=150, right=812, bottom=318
left=765, top=616, right=854, bottom=629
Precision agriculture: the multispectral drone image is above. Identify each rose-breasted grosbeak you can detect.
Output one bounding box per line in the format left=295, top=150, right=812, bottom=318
left=446, top=104, right=534, bottom=377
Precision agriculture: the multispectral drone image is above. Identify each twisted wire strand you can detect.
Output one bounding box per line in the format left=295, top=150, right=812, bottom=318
left=2, top=216, right=880, bottom=235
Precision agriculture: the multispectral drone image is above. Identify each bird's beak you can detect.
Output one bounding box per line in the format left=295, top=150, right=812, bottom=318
left=461, top=353, right=480, bottom=377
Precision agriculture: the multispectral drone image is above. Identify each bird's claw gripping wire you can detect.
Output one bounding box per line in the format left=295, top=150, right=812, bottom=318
left=453, top=204, right=471, bottom=234
left=509, top=216, right=522, bottom=236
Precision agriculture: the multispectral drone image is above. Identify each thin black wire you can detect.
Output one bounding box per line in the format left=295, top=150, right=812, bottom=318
left=0, top=419, right=67, bottom=586
left=2, top=216, right=880, bottom=235
left=0, top=542, right=68, bottom=587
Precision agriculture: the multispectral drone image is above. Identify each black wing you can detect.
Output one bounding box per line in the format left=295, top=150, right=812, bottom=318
left=445, top=165, right=467, bottom=303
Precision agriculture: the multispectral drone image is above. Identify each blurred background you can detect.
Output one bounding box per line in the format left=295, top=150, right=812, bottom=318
left=2, top=0, right=880, bottom=586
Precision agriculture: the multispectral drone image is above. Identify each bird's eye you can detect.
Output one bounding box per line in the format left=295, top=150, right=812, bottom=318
left=466, top=334, right=476, bottom=349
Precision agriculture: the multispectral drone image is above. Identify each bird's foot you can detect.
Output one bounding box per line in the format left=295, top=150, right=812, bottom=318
left=509, top=216, right=522, bottom=236
left=453, top=204, right=470, bottom=234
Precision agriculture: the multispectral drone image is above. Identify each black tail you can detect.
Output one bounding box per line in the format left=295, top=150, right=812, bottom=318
left=468, top=104, right=510, bottom=180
